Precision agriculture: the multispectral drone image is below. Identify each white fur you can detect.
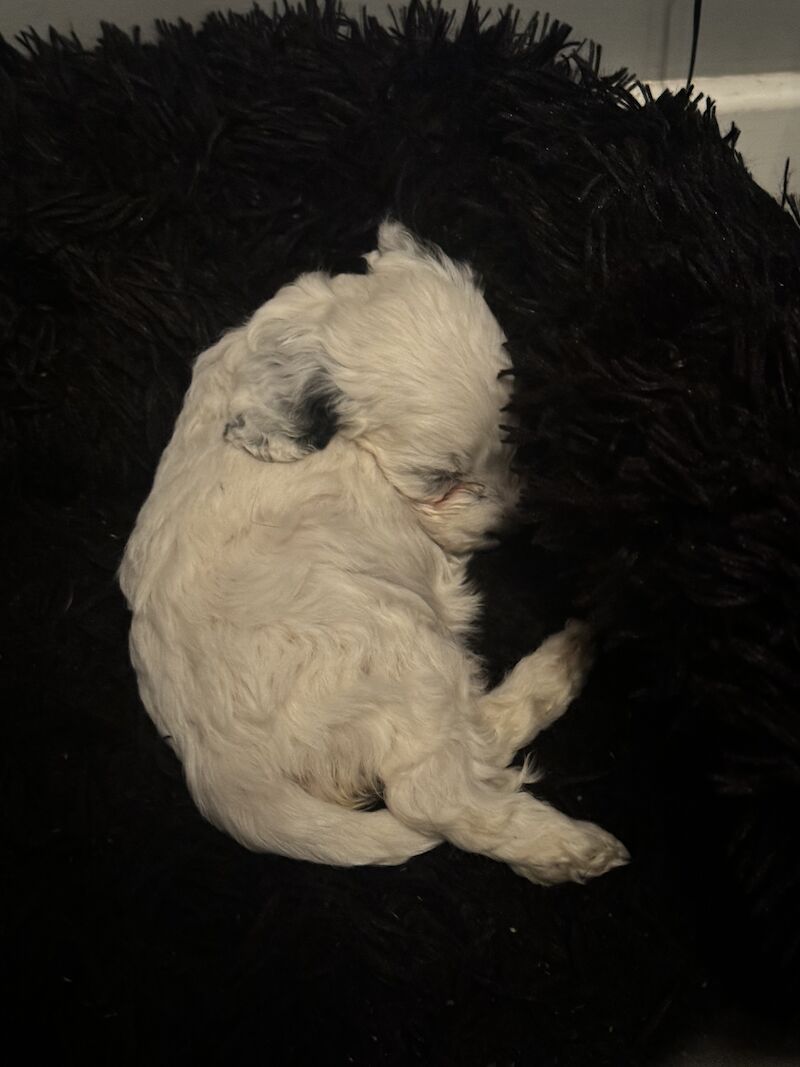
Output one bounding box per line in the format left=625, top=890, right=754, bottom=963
left=120, top=222, right=629, bottom=883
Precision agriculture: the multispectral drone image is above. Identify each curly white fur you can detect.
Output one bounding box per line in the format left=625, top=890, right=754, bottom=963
left=120, top=222, right=629, bottom=883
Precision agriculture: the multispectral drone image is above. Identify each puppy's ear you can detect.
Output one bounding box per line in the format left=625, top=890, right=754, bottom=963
left=365, top=220, right=474, bottom=288
left=364, top=220, right=428, bottom=270
left=375, top=220, right=422, bottom=256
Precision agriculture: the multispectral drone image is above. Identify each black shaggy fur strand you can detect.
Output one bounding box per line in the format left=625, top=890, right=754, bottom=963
left=3, top=3, right=800, bottom=1062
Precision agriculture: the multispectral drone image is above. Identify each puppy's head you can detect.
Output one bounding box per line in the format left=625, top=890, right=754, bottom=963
left=225, top=221, right=519, bottom=553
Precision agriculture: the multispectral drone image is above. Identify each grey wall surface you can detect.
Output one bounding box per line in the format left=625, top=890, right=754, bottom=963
left=2, top=1, right=799, bottom=81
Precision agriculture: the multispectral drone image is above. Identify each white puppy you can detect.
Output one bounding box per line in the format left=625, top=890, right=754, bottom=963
left=120, top=223, right=628, bottom=884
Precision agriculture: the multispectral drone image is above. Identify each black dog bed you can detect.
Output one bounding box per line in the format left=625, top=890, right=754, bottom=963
left=4, top=3, right=800, bottom=1063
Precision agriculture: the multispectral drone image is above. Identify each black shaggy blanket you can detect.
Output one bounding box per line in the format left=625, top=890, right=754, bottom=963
left=4, top=3, right=800, bottom=1063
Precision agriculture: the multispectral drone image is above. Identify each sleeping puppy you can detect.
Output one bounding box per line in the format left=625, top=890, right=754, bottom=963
left=120, top=222, right=629, bottom=884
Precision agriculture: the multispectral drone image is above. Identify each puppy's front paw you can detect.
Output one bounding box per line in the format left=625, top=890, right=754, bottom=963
left=224, top=412, right=308, bottom=462
left=511, top=820, right=629, bottom=886
left=510, top=619, right=595, bottom=734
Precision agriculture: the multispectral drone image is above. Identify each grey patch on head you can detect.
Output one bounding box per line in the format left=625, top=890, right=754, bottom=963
left=223, top=373, right=343, bottom=458
left=293, top=373, right=341, bottom=452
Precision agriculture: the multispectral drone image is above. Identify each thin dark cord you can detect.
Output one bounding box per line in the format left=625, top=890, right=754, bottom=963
left=686, top=0, right=703, bottom=86
left=781, top=157, right=791, bottom=210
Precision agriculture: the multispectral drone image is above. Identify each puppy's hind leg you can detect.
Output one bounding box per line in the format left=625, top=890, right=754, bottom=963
left=383, top=745, right=628, bottom=885
left=478, top=620, right=594, bottom=767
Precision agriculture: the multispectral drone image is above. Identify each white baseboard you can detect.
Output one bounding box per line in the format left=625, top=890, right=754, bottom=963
left=642, top=72, right=800, bottom=199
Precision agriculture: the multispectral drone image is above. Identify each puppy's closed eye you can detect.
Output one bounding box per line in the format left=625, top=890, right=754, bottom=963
left=416, top=468, right=485, bottom=506
left=432, top=481, right=486, bottom=506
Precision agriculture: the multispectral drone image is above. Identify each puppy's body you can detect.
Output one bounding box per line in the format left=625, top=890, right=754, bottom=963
left=121, top=224, right=628, bottom=882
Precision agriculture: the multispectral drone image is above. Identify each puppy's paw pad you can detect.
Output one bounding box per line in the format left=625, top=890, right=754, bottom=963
left=224, top=413, right=306, bottom=462
left=511, top=821, right=629, bottom=887
left=564, top=821, right=630, bottom=881
left=224, top=411, right=263, bottom=454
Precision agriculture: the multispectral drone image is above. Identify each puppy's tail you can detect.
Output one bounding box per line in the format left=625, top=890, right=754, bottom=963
left=195, top=772, right=441, bottom=867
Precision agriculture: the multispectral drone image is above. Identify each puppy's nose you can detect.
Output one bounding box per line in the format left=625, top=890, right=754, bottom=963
left=490, top=511, right=521, bottom=541
left=501, top=476, right=523, bottom=524
left=486, top=491, right=522, bottom=543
